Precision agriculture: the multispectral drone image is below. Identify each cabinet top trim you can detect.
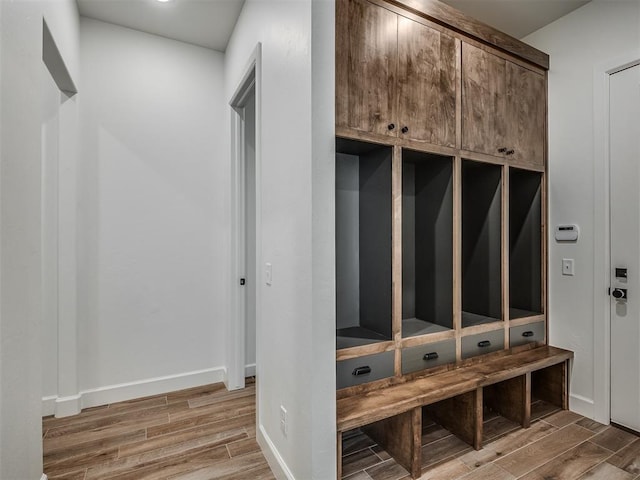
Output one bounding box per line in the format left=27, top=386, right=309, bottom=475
left=385, top=0, right=549, bottom=70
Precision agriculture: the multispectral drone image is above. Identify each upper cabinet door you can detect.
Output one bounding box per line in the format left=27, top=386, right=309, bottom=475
left=461, top=42, right=507, bottom=156
left=506, top=62, right=546, bottom=168
left=397, top=16, right=457, bottom=147
left=336, top=0, right=398, bottom=137
left=462, top=42, right=546, bottom=166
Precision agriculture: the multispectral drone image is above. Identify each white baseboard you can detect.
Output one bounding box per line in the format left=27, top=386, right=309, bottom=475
left=257, top=424, right=295, bottom=480
left=42, top=395, right=57, bottom=417
left=42, top=366, right=226, bottom=415
left=55, top=394, right=82, bottom=418
left=569, top=393, right=596, bottom=419
left=245, top=363, right=256, bottom=377
left=41, top=474, right=48, bottom=480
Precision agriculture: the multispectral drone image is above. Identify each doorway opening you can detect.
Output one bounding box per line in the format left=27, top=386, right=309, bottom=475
left=228, top=44, right=262, bottom=392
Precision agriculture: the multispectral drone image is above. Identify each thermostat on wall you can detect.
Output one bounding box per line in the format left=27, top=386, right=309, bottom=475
left=555, top=224, right=579, bottom=242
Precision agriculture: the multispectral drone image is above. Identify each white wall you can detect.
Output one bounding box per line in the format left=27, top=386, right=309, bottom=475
left=77, top=18, right=227, bottom=406
left=0, top=0, right=80, bottom=476
left=524, top=0, right=640, bottom=422
left=224, top=0, right=336, bottom=478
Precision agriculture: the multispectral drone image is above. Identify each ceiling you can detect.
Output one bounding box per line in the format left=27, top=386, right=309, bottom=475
left=441, top=0, right=590, bottom=39
left=76, top=0, right=246, bottom=52
left=76, top=0, right=590, bottom=52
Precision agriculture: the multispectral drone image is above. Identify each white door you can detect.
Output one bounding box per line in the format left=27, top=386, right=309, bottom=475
left=244, top=90, right=257, bottom=377
left=610, top=63, right=640, bottom=432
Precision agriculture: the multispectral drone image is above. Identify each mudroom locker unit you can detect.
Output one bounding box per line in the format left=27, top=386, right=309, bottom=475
left=334, top=0, right=572, bottom=477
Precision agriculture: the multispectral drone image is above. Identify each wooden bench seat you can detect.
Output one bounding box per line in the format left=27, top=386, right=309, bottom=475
left=337, top=345, right=573, bottom=479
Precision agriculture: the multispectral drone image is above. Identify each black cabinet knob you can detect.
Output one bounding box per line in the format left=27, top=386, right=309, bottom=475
left=522, top=331, right=534, bottom=337
left=478, top=340, right=491, bottom=348
left=498, top=147, right=507, bottom=153
left=506, top=149, right=515, bottom=155
left=388, top=123, right=395, bottom=131
left=423, top=352, right=439, bottom=361
left=401, top=126, right=409, bottom=134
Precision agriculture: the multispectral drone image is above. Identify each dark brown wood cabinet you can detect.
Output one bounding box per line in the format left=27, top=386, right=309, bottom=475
left=461, top=43, right=507, bottom=156
left=505, top=61, right=546, bottom=167
left=336, top=0, right=397, bottom=137
left=462, top=42, right=546, bottom=167
left=335, top=3, right=565, bottom=478
left=335, top=0, right=550, bottom=390
left=336, top=0, right=457, bottom=147
left=397, top=16, right=457, bottom=146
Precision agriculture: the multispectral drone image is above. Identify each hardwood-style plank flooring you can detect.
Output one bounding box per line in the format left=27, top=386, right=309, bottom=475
left=44, top=385, right=640, bottom=480
left=42, top=378, right=275, bottom=480
left=342, top=400, right=640, bottom=480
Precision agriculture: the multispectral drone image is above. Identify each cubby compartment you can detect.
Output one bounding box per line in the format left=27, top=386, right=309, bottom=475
left=336, top=138, right=393, bottom=350
left=462, top=160, right=503, bottom=327
left=531, top=362, right=567, bottom=410
left=402, top=151, right=454, bottom=337
left=509, top=168, right=543, bottom=319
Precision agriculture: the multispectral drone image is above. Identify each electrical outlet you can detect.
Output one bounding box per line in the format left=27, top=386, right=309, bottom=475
left=280, top=405, right=287, bottom=437
left=266, top=263, right=273, bottom=286
left=562, top=258, right=574, bottom=276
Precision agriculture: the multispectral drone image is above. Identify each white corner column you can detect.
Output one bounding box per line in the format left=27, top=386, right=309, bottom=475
left=55, top=92, right=80, bottom=417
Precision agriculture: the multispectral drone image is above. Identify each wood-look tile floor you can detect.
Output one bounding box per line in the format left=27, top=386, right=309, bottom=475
left=342, top=400, right=640, bottom=480
left=42, top=378, right=275, bottom=480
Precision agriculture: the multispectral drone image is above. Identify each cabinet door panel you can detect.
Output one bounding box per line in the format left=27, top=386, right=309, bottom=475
left=336, top=0, right=398, bottom=136
left=397, top=16, right=456, bottom=147
left=462, top=43, right=507, bottom=156
left=506, top=63, right=545, bottom=167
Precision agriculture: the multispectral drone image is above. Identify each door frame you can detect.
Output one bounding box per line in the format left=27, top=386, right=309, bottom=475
left=592, top=51, right=640, bottom=425
left=228, top=43, right=262, bottom=392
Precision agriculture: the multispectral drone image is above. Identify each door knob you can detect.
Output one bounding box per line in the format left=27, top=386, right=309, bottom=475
left=612, top=288, right=628, bottom=299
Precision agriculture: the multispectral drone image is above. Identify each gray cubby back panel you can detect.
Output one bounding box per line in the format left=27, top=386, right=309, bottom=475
left=336, top=153, right=361, bottom=330
left=462, top=161, right=502, bottom=320
left=402, top=153, right=454, bottom=329
left=359, top=148, right=392, bottom=338
left=403, top=162, right=417, bottom=319
left=510, top=169, right=542, bottom=314
left=415, top=159, right=453, bottom=328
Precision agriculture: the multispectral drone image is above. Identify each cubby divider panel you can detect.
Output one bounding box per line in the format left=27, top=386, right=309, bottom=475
left=462, top=160, right=502, bottom=327
left=402, top=150, right=454, bottom=338
left=509, top=168, right=543, bottom=319
left=336, top=138, right=393, bottom=350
